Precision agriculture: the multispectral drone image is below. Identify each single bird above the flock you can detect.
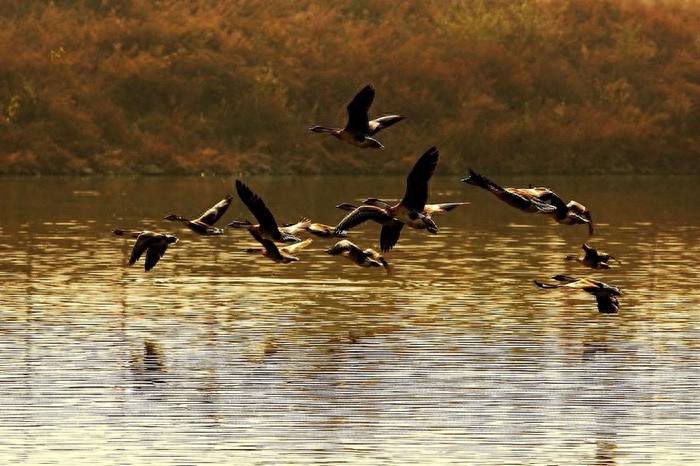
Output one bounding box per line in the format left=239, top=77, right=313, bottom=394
left=565, top=243, right=621, bottom=270
left=112, top=230, right=178, bottom=272
left=333, top=146, right=440, bottom=253
left=245, top=237, right=313, bottom=264
left=534, top=275, right=622, bottom=314
left=233, top=179, right=302, bottom=243
left=308, top=83, right=406, bottom=149
left=164, top=194, right=232, bottom=235
left=461, top=169, right=594, bottom=235
left=325, top=239, right=392, bottom=274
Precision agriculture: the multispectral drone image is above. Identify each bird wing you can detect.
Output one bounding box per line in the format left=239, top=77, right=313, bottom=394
left=426, top=202, right=469, bottom=214
left=400, top=146, right=439, bottom=211
left=281, top=238, right=313, bottom=255
left=380, top=223, right=404, bottom=253
left=196, top=194, right=233, bottom=226
left=500, top=188, right=558, bottom=213
left=335, top=205, right=393, bottom=232
left=144, top=240, right=170, bottom=271
left=362, top=197, right=394, bottom=208
left=248, top=228, right=285, bottom=261
left=235, top=179, right=282, bottom=240
left=367, top=114, right=406, bottom=136
left=128, top=232, right=156, bottom=266
left=326, top=239, right=360, bottom=255
left=595, top=295, right=620, bottom=314
left=344, top=83, right=374, bottom=134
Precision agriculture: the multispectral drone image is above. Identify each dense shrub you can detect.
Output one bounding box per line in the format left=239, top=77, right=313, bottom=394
left=0, top=0, right=698, bottom=175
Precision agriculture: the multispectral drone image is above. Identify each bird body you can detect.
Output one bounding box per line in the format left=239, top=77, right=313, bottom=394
left=309, top=84, right=405, bottom=149
left=566, top=243, right=620, bottom=270
left=234, top=179, right=302, bottom=243
left=534, top=275, right=622, bottom=313
left=121, top=230, right=178, bottom=271
left=334, top=146, right=440, bottom=252
left=281, top=217, right=344, bottom=237
left=325, top=239, right=391, bottom=274
left=164, top=194, right=232, bottom=235
left=461, top=169, right=557, bottom=214
left=462, top=169, right=594, bottom=235
left=246, top=236, right=313, bottom=264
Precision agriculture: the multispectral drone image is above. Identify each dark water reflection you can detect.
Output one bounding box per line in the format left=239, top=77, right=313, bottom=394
left=1, top=175, right=699, bottom=465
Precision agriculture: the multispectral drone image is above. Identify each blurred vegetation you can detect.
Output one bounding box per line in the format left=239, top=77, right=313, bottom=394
left=0, top=0, right=699, bottom=175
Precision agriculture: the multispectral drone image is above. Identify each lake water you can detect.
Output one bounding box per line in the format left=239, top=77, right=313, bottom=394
left=1, top=174, right=699, bottom=465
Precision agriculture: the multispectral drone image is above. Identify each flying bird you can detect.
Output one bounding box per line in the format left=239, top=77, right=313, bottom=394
left=337, top=199, right=468, bottom=217
left=461, top=169, right=557, bottom=214
left=534, top=275, right=622, bottom=314
left=542, top=195, right=595, bottom=236
left=164, top=194, right=232, bottom=235
left=333, top=146, right=440, bottom=252
left=565, top=243, right=620, bottom=270
left=245, top=236, right=313, bottom=264
left=309, top=83, right=405, bottom=149
left=233, top=179, right=302, bottom=243
left=462, top=169, right=594, bottom=235
left=281, top=217, right=346, bottom=238
left=325, top=239, right=392, bottom=274
left=114, top=230, right=178, bottom=272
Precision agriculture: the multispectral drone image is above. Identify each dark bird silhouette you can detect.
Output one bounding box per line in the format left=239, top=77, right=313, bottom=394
left=117, top=230, right=178, bottom=272
left=164, top=194, right=232, bottom=235
left=233, top=179, right=302, bottom=243
left=462, top=169, right=594, bottom=235
left=325, top=239, right=392, bottom=274
left=309, top=83, right=405, bottom=149
left=333, top=146, right=440, bottom=252
left=337, top=199, right=468, bottom=216
left=461, top=169, right=557, bottom=214
left=245, top=236, right=313, bottom=264
left=565, top=243, right=620, bottom=270
left=534, top=275, right=622, bottom=314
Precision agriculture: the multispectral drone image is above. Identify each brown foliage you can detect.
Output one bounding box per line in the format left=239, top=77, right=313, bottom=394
left=0, top=0, right=699, bottom=175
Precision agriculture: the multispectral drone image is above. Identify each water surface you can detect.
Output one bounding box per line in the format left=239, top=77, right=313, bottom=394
left=1, top=175, right=699, bottom=465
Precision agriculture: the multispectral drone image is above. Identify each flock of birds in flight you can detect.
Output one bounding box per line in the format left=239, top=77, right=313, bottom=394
left=113, top=83, right=623, bottom=314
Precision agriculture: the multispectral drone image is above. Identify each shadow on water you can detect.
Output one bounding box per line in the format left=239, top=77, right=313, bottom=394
left=0, top=175, right=699, bottom=464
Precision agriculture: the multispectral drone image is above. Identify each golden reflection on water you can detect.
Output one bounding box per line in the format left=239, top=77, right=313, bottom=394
left=0, top=175, right=699, bottom=465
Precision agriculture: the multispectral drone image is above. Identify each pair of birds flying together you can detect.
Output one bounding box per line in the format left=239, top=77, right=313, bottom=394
left=534, top=246, right=622, bottom=314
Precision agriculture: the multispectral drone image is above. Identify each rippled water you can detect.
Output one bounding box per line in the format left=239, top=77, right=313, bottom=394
left=1, top=174, right=699, bottom=465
